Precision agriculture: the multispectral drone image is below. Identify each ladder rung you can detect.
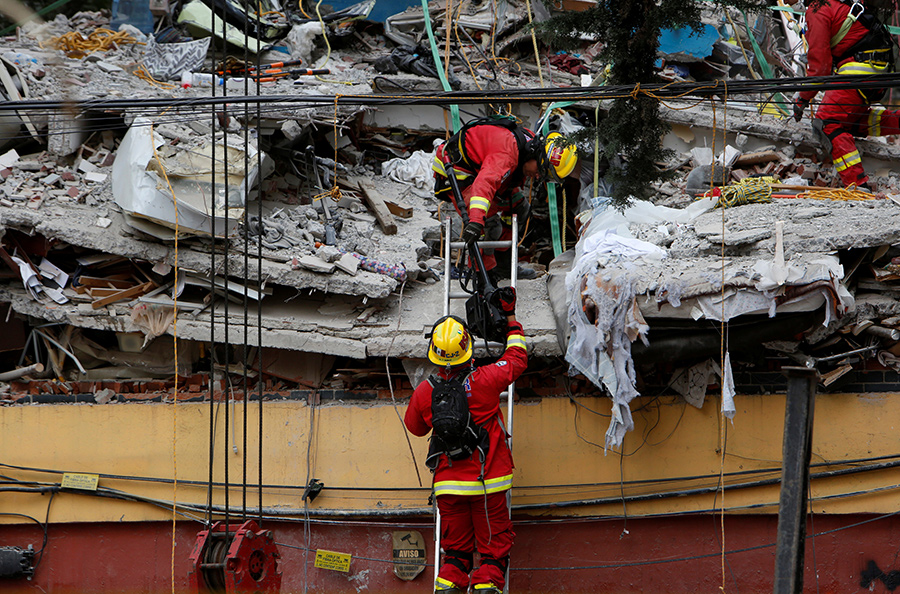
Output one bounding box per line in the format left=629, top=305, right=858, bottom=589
left=449, top=291, right=470, bottom=299
left=474, top=341, right=505, bottom=349
left=449, top=241, right=513, bottom=249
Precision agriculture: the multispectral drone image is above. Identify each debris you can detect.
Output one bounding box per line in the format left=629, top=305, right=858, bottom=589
left=335, top=252, right=360, bottom=276
left=292, top=255, right=337, bottom=274
left=112, top=118, right=271, bottom=238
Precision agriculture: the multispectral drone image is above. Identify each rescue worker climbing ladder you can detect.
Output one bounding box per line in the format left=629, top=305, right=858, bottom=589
left=793, top=0, right=900, bottom=189
left=404, top=300, right=527, bottom=594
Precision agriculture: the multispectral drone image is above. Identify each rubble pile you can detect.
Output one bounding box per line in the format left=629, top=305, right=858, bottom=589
left=0, top=0, right=899, bottom=418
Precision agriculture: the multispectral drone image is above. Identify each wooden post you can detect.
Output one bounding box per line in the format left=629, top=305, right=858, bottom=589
left=773, top=366, right=817, bottom=594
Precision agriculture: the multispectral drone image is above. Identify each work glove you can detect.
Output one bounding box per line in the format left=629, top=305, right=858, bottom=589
left=493, top=286, right=516, bottom=315
left=462, top=221, right=484, bottom=245
left=793, top=96, right=809, bottom=122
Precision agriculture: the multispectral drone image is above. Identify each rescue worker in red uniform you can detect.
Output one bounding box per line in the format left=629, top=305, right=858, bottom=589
left=793, top=0, right=898, bottom=189
left=404, top=288, right=527, bottom=594
left=432, top=118, right=578, bottom=277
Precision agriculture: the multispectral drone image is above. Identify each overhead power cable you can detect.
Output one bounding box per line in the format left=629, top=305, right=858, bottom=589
left=3, top=73, right=900, bottom=114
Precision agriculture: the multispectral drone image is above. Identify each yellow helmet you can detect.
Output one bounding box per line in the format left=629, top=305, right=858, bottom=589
left=428, top=316, right=473, bottom=367
left=544, top=132, right=577, bottom=182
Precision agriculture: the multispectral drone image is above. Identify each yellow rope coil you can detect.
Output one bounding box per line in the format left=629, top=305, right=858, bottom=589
left=41, top=28, right=142, bottom=58
left=706, top=176, right=777, bottom=209
left=796, top=185, right=876, bottom=201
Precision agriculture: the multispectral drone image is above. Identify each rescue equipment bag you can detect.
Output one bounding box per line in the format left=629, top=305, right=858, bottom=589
left=425, top=373, right=490, bottom=470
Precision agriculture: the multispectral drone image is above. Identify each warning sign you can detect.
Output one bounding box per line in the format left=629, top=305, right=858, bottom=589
left=61, top=473, right=99, bottom=491
left=315, top=549, right=351, bottom=572
left=392, top=530, right=426, bottom=581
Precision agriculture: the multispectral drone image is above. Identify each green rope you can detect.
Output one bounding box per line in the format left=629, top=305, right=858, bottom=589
left=421, top=0, right=460, bottom=133
left=539, top=101, right=575, bottom=257
left=741, top=11, right=790, bottom=117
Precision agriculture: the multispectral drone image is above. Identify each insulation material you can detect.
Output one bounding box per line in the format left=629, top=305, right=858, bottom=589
left=381, top=144, right=438, bottom=198
left=669, top=359, right=719, bottom=408
left=284, top=22, right=324, bottom=65
left=565, top=198, right=857, bottom=449
left=721, top=351, right=736, bottom=420
left=566, top=254, right=652, bottom=450
left=131, top=303, right=175, bottom=349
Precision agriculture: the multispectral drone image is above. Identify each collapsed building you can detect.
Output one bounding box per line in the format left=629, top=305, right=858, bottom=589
left=4, top=1, right=900, bottom=593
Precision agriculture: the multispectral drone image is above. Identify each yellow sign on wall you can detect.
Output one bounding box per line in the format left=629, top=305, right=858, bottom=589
left=61, top=473, right=99, bottom=491
left=315, top=549, right=351, bottom=572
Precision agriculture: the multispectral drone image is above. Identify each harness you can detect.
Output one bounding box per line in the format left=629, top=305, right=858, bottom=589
left=825, top=0, right=896, bottom=102
left=831, top=1, right=895, bottom=67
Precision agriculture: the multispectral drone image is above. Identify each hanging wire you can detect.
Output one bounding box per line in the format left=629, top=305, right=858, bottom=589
left=150, top=119, right=181, bottom=594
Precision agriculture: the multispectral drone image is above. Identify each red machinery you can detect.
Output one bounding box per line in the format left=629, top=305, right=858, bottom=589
left=188, top=520, right=282, bottom=593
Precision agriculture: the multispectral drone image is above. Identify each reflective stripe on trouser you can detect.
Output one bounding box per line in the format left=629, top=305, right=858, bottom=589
left=437, top=491, right=514, bottom=592
left=814, top=87, right=873, bottom=187
left=434, top=474, right=513, bottom=497
left=831, top=133, right=867, bottom=186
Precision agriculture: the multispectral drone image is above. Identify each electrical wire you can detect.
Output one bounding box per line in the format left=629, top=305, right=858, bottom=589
left=7, top=72, right=900, bottom=116
left=6, top=452, right=900, bottom=494
left=0, top=491, right=53, bottom=569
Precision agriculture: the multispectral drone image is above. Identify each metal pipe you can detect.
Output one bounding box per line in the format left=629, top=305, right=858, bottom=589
left=864, top=325, right=900, bottom=341
left=0, top=362, right=44, bottom=381
left=443, top=217, right=451, bottom=318
left=449, top=241, right=514, bottom=249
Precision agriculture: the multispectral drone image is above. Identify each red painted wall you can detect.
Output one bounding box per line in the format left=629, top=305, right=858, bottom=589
left=1, top=514, right=898, bottom=593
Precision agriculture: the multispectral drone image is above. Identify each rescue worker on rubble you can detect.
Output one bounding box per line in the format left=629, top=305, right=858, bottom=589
left=432, top=117, right=578, bottom=279
left=404, top=287, right=526, bottom=594
left=792, top=0, right=899, bottom=190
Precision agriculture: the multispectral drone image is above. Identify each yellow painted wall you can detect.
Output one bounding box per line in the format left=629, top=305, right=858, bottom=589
left=2, top=390, right=899, bottom=525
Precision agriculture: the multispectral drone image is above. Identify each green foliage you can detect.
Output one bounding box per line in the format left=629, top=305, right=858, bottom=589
left=537, top=0, right=767, bottom=209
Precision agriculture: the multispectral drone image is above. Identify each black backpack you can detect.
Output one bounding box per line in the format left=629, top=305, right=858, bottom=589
left=425, top=373, right=490, bottom=470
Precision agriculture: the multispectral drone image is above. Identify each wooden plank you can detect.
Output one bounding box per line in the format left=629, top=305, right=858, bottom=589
left=88, top=288, right=124, bottom=298
left=77, top=276, right=136, bottom=289
left=355, top=178, right=398, bottom=235
left=0, top=58, right=39, bottom=141
left=91, top=281, right=154, bottom=309
left=384, top=198, right=413, bottom=219
left=734, top=150, right=782, bottom=167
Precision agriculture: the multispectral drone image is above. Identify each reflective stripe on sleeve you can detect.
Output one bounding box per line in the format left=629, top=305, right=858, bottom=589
left=870, top=107, right=885, bottom=137
left=506, top=334, right=526, bottom=352
left=469, top=196, right=491, bottom=213
left=433, top=156, right=447, bottom=176
left=433, top=474, right=513, bottom=496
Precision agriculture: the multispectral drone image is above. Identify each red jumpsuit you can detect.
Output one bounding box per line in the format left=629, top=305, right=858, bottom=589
left=802, top=0, right=900, bottom=187
left=433, top=125, right=530, bottom=271
left=404, top=322, right=528, bottom=592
